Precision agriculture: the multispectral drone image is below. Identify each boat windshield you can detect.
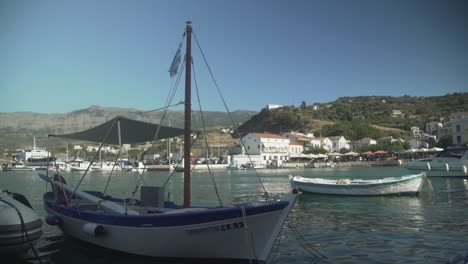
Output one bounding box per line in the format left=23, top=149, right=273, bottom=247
left=435, top=147, right=467, bottom=159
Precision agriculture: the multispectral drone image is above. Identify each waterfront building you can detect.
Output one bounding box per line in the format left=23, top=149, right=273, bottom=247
left=406, top=138, right=429, bottom=149
left=289, top=141, right=304, bottom=155
left=447, top=112, right=468, bottom=144
left=329, top=136, right=350, bottom=152
left=305, top=137, right=332, bottom=152
left=241, top=133, right=290, bottom=165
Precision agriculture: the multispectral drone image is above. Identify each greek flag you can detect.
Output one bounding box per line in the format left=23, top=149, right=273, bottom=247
left=169, top=43, right=182, bottom=77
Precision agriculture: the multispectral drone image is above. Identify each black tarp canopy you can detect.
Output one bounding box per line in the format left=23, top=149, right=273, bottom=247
left=48, top=116, right=185, bottom=145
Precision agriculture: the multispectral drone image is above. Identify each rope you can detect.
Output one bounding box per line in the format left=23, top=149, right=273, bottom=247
left=192, top=32, right=271, bottom=201
left=287, top=218, right=327, bottom=261
left=241, top=205, right=256, bottom=264
left=192, top=61, right=223, bottom=207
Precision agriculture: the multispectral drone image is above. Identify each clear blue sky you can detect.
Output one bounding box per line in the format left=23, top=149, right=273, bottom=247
left=0, top=0, right=466, bottom=114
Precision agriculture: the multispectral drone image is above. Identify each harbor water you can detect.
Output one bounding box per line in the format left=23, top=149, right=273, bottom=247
left=1, top=166, right=467, bottom=263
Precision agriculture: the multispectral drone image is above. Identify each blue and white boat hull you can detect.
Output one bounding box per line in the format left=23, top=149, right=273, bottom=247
left=43, top=192, right=296, bottom=262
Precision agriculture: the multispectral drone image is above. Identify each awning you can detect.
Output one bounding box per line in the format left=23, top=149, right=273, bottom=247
left=48, top=116, right=185, bottom=145
left=373, top=150, right=388, bottom=155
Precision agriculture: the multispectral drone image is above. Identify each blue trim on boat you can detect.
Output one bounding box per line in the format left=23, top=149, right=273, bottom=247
left=43, top=192, right=288, bottom=227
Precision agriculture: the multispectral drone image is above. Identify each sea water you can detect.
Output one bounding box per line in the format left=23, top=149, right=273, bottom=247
left=1, top=167, right=467, bottom=263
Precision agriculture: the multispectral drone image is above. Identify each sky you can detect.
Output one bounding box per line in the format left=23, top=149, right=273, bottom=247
left=0, top=0, right=467, bottom=114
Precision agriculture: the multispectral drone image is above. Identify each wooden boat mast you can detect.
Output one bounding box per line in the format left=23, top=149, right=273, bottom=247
left=183, top=21, right=192, bottom=208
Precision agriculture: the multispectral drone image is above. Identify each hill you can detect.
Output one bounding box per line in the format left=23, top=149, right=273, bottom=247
left=0, top=106, right=256, bottom=151
left=238, top=93, right=467, bottom=140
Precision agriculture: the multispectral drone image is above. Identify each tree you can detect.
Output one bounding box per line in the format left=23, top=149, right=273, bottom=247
left=300, top=101, right=306, bottom=110
left=436, top=135, right=453, bottom=148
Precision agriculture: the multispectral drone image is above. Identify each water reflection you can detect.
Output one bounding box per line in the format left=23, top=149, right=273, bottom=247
left=1, top=168, right=468, bottom=263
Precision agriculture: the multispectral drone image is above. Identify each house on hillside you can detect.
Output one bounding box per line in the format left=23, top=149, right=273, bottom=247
left=266, top=104, right=283, bottom=110
left=329, top=136, right=350, bottom=152
left=426, top=121, right=443, bottom=135
left=392, top=110, right=404, bottom=118
left=411, top=127, right=422, bottom=138
left=357, top=137, right=377, bottom=149
left=377, top=136, right=404, bottom=145
left=282, top=132, right=314, bottom=144
left=241, top=133, right=290, bottom=166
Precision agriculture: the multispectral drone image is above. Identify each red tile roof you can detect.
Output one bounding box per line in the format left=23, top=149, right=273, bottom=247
left=289, top=141, right=303, bottom=146
left=250, top=133, right=287, bottom=139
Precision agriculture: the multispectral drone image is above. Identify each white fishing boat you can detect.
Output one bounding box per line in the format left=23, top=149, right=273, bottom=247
left=405, top=146, right=468, bottom=177
left=290, top=173, right=424, bottom=196
left=38, top=22, right=297, bottom=263
left=0, top=190, right=43, bottom=254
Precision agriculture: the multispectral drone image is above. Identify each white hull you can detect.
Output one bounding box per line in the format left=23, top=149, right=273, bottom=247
left=145, top=164, right=174, bottom=171
left=291, top=174, right=424, bottom=195
left=405, top=146, right=468, bottom=177
left=44, top=193, right=296, bottom=262
left=405, top=160, right=468, bottom=177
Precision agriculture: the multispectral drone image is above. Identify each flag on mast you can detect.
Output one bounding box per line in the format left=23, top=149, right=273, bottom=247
left=169, top=43, right=182, bottom=77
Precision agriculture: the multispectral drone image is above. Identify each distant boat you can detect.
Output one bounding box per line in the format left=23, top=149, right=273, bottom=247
left=290, top=173, right=424, bottom=196
left=405, top=146, right=468, bottom=177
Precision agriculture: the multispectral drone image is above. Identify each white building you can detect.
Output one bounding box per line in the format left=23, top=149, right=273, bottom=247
left=376, top=136, right=404, bottom=145
left=357, top=137, right=377, bottom=148
left=266, top=104, right=283, bottom=110
left=447, top=112, right=468, bottom=144
left=288, top=141, right=304, bottom=155
left=406, top=138, right=429, bottom=149
left=241, top=133, right=290, bottom=165
left=73, top=145, right=83, bottom=150
left=426, top=121, right=443, bottom=135
left=305, top=137, right=332, bottom=152
left=411, top=127, right=422, bottom=138
left=329, top=136, right=350, bottom=152
left=282, top=132, right=314, bottom=144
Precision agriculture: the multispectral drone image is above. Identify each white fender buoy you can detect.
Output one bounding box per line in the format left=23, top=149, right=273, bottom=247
left=445, top=163, right=450, bottom=172
left=426, top=162, right=431, bottom=171
left=463, top=165, right=467, bottom=175
left=82, top=223, right=105, bottom=236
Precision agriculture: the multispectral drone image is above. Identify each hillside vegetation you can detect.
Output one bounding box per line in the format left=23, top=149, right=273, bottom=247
left=238, top=93, right=467, bottom=140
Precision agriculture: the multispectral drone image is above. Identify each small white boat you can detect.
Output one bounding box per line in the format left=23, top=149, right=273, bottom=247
left=0, top=190, right=43, bottom=254
left=290, top=173, right=424, bottom=196
left=90, top=162, right=122, bottom=172
left=2, top=163, right=34, bottom=171
left=405, top=146, right=468, bottom=177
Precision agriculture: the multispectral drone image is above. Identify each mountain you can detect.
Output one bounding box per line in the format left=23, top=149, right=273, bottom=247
left=238, top=93, right=468, bottom=140
left=0, top=106, right=257, bottom=151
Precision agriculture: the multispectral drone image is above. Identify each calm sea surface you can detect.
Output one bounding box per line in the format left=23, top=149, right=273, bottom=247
left=1, top=167, right=467, bottom=263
